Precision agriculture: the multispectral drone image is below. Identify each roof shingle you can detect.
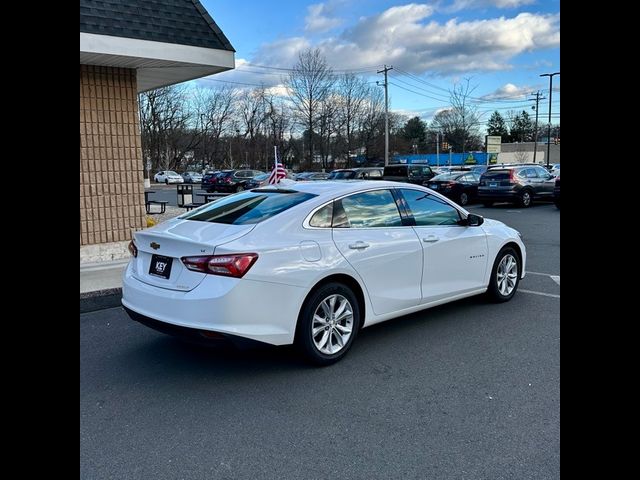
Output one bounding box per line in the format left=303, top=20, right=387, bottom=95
left=80, top=0, right=235, bottom=52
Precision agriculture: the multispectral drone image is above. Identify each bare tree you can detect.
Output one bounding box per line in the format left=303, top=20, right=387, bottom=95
left=286, top=48, right=335, bottom=168
left=431, top=78, right=482, bottom=153
left=194, top=85, right=237, bottom=169
left=357, top=87, right=385, bottom=161
left=336, top=73, right=370, bottom=166
left=263, top=91, right=293, bottom=168
left=138, top=85, right=201, bottom=174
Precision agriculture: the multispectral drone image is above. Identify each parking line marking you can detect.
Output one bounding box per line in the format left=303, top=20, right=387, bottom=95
left=519, top=289, right=560, bottom=299
left=506, top=210, right=522, bottom=213
left=550, top=275, right=560, bottom=285
left=526, top=271, right=560, bottom=277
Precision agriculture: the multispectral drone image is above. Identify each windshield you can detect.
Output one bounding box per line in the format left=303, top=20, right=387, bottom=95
left=180, top=191, right=317, bottom=225
left=328, top=171, right=356, bottom=179
left=167, top=171, right=179, bottom=176
left=431, top=173, right=463, bottom=181
left=254, top=173, right=270, bottom=181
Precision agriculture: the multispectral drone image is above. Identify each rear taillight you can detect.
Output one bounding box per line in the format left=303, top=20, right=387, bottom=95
left=128, top=240, right=138, bottom=258
left=509, top=170, right=516, bottom=182
left=181, top=253, right=258, bottom=278
left=224, top=177, right=232, bottom=183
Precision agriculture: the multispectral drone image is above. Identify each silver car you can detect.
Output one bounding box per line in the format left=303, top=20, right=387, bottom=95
left=182, top=171, right=203, bottom=184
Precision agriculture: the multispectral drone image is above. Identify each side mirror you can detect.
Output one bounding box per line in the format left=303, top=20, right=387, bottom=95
left=466, top=213, right=484, bottom=226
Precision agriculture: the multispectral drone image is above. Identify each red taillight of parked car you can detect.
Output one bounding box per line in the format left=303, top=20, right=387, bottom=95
left=181, top=253, right=258, bottom=278
left=509, top=169, right=516, bottom=182
left=128, top=240, right=138, bottom=257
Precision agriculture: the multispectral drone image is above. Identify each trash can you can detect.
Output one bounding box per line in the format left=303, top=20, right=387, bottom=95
left=176, top=184, right=193, bottom=207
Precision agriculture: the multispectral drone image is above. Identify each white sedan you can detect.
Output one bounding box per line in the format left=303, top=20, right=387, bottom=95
left=122, top=181, right=526, bottom=365
left=153, top=170, right=184, bottom=184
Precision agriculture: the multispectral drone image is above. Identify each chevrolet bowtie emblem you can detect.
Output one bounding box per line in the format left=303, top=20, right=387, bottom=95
left=150, top=242, right=160, bottom=250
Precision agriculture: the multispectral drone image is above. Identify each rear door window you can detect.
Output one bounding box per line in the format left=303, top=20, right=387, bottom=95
left=333, top=190, right=403, bottom=228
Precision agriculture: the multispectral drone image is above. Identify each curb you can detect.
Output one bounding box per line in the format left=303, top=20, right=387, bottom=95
left=80, top=288, right=122, bottom=313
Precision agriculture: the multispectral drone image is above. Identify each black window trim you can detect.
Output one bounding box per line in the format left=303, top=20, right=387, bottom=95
left=394, top=187, right=467, bottom=228
left=303, top=186, right=408, bottom=229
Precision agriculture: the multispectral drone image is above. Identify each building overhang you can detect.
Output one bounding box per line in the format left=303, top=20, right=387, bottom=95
left=80, top=32, right=234, bottom=92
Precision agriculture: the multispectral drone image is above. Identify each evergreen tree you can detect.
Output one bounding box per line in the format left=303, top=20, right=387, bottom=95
left=487, top=111, right=508, bottom=139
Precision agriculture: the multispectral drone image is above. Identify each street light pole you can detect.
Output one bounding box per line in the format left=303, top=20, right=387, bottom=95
left=540, top=72, right=560, bottom=169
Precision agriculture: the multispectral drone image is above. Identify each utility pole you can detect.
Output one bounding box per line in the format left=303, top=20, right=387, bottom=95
left=530, top=91, right=546, bottom=164
left=540, top=72, right=560, bottom=168
left=377, top=65, right=393, bottom=166
left=436, top=132, right=440, bottom=167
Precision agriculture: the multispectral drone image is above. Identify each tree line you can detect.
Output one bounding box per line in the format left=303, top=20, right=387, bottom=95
left=138, top=48, right=560, bottom=174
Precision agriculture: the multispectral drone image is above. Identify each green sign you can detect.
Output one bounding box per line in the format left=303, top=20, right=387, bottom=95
left=464, top=153, right=476, bottom=164
left=489, top=153, right=498, bottom=164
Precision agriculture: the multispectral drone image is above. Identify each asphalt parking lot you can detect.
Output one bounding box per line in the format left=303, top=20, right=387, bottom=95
left=80, top=203, right=559, bottom=479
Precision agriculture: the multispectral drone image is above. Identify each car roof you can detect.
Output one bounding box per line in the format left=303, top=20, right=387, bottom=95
left=256, top=180, right=419, bottom=200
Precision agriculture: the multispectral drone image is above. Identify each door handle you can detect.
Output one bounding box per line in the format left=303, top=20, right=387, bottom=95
left=348, top=241, right=370, bottom=250
left=423, top=235, right=439, bottom=243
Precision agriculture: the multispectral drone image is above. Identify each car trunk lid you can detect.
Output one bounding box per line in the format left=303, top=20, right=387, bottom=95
left=131, top=220, right=255, bottom=291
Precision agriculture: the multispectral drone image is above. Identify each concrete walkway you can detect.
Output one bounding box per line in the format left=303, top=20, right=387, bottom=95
left=80, top=206, right=184, bottom=312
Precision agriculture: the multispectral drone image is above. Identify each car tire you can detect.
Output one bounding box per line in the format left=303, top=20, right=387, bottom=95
left=236, top=185, right=244, bottom=193
left=518, top=190, right=533, bottom=208
left=482, top=201, right=494, bottom=207
left=459, top=192, right=469, bottom=206
left=487, top=246, right=520, bottom=303
left=165, top=179, right=169, bottom=185
left=295, top=282, right=361, bottom=366
left=554, top=199, right=560, bottom=209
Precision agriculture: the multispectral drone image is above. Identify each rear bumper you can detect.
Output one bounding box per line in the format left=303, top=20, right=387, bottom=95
left=477, top=190, right=519, bottom=202
left=121, top=262, right=307, bottom=346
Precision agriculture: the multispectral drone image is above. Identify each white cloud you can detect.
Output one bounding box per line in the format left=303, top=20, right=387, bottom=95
left=305, top=3, right=343, bottom=33
left=202, top=3, right=558, bottom=84
left=448, top=0, right=536, bottom=12
left=481, top=83, right=532, bottom=100
left=319, top=9, right=559, bottom=75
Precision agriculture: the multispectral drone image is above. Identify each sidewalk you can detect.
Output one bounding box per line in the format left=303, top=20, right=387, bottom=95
left=80, top=206, right=183, bottom=313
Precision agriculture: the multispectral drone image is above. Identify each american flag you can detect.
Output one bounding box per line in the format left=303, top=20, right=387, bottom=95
left=268, top=149, right=287, bottom=184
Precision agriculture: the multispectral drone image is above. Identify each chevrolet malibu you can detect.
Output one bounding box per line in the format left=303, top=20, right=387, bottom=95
left=122, top=181, right=526, bottom=365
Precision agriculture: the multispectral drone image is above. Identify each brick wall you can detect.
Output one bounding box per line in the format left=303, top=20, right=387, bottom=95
left=80, top=64, right=146, bottom=246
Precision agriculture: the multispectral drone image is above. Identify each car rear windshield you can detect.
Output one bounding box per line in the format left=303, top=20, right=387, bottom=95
left=431, top=173, right=463, bottom=181
left=482, top=169, right=511, bottom=180
left=329, top=171, right=356, bottom=179
left=383, top=166, right=407, bottom=176
left=180, top=191, right=317, bottom=225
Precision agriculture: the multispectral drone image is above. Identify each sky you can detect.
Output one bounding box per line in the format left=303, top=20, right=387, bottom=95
left=198, top=0, right=560, bottom=129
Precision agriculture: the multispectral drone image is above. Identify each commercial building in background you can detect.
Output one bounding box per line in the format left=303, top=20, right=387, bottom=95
left=80, top=0, right=235, bottom=261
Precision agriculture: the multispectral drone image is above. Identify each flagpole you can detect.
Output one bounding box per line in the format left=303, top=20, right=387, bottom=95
left=273, top=145, right=279, bottom=187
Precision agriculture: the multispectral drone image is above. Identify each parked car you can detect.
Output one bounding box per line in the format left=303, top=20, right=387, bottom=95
left=383, top=164, right=435, bottom=185
left=478, top=164, right=555, bottom=207
left=426, top=171, right=481, bottom=206
left=245, top=171, right=296, bottom=189
left=550, top=164, right=560, bottom=177
left=181, top=171, right=203, bottom=184
left=207, top=169, right=265, bottom=193
left=327, top=167, right=384, bottom=180
left=296, top=172, right=330, bottom=181
left=123, top=181, right=526, bottom=365
left=201, top=171, right=221, bottom=190
left=154, top=171, right=184, bottom=184
left=554, top=175, right=560, bottom=209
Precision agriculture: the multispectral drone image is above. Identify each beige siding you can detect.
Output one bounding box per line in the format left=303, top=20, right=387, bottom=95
left=80, top=65, right=145, bottom=246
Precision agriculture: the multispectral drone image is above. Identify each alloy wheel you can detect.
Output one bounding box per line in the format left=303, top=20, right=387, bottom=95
left=496, top=254, right=518, bottom=296
left=312, top=294, right=354, bottom=355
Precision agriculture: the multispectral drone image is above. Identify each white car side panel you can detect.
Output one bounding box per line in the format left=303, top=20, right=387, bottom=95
left=481, top=219, right=527, bottom=285
left=413, top=224, right=488, bottom=303
left=332, top=227, right=423, bottom=315
left=122, top=262, right=307, bottom=345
